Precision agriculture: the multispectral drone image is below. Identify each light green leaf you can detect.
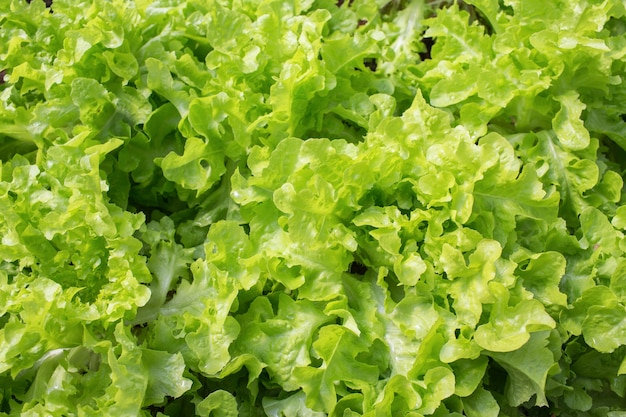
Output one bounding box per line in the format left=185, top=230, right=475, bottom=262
left=581, top=301, right=626, bottom=353
left=417, top=366, right=456, bottom=415
left=370, top=374, right=422, bottom=415
left=159, top=137, right=226, bottom=194
left=145, top=57, right=193, bottom=118
left=150, top=259, right=240, bottom=376
left=553, top=91, right=591, bottom=151
left=102, top=50, right=139, bottom=82
left=450, top=356, right=489, bottom=397
left=142, top=350, right=192, bottom=406
left=462, top=386, right=500, bottom=417
left=488, top=331, right=555, bottom=407
left=197, top=390, right=238, bottom=417
left=471, top=145, right=559, bottom=246
left=580, top=206, right=623, bottom=255
left=232, top=294, right=331, bottom=391
left=474, top=283, right=556, bottom=352
left=516, top=251, right=568, bottom=307
left=443, top=239, right=503, bottom=328
left=294, top=325, right=379, bottom=412
left=263, top=391, right=326, bottom=417
left=132, top=217, right=194, bottom=325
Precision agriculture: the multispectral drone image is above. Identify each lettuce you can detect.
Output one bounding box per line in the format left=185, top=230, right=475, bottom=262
left=2, top=0, right=626, bottom=415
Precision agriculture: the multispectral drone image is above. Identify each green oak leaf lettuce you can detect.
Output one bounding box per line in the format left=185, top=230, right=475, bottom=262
left=2, top=0, right=626, bottom=416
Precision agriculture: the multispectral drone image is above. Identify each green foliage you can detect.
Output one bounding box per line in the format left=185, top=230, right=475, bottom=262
left=2, top=0, right=626, bottom=415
